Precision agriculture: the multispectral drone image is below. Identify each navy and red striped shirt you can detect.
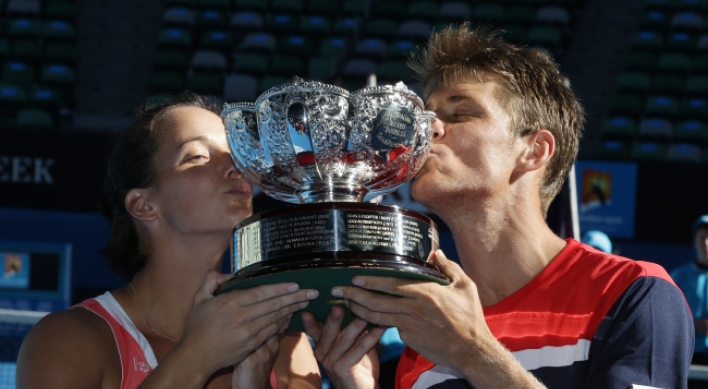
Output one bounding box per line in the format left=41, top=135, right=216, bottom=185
left=396, top=239, right=693, bottom=389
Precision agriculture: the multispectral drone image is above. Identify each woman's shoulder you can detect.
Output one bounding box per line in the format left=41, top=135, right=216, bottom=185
left=16, top=301, right=121, bottom=388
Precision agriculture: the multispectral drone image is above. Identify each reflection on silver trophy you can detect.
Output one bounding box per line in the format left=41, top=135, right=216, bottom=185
left=218, top=77, right=448, bottom=329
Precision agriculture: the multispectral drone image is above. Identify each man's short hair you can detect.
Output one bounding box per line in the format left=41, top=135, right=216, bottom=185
left=408, top=23, right=585, bottom=216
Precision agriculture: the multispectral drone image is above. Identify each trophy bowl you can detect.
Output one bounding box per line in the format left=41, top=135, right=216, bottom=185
left=217, top=77, right=449, bottom=331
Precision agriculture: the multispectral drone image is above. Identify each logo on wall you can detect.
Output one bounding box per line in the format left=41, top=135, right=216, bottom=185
left=580, top=168, right=613, bottom=212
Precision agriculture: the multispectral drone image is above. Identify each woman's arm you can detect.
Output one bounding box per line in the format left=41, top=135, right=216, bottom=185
left=274, top=332, right=322, bottom=389
left=16, top=308, right=121, bottom=389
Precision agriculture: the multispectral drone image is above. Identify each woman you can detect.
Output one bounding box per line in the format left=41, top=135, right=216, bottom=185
left=16, top=92, right=322, bottom=389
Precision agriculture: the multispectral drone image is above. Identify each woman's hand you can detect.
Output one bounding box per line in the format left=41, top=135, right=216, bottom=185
left=179, top=271, right=318, bottom=376
left=302, top=306, right=384, bottom=389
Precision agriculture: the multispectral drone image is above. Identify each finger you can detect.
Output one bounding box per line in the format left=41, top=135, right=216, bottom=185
left=241, top=289, right=318, bottom=320
left=242, top=299, right=311, bottom=335
left=313, top=306, right=345, bottom=360
left=227, top=282, right=307, bottom=306
left=429, top=249, right=464, bottom=282
left=348, top=275, right=430, bottom=298
left=333, top=286, right=407, bottom=316
left=346, top=299, right=397, bottom=328
left=334, top=326, right=385, bottom=369
left=325, top=316, right=370, bottom=363
left=193, top=270, right=232, bottom=305
left=301, top=312, right=322, bottom=342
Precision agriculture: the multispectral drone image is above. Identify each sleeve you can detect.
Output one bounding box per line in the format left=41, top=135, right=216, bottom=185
left=584, top=276, right=694, bottom=389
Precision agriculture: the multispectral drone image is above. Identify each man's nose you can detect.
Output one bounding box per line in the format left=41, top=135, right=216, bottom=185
left=432, top=118, right=446, bottom=142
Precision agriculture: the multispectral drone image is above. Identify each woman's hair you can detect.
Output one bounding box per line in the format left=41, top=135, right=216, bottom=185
left=99, top=92, right=220, bottom=280
left=408, top=23, right=585, bottom=216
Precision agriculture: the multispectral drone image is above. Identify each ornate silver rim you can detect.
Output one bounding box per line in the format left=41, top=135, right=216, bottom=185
left=351, top=82, right=424, bottom=109
left=255, top=77, right=350, bottom=107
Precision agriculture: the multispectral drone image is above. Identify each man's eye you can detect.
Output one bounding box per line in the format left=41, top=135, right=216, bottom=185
left=187, top=155, right=207, bottom=161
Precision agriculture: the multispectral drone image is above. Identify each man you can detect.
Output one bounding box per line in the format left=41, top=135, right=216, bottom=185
left=671, top=215, right=708, bottom=370
left=302, top=23, right=693, bottom=389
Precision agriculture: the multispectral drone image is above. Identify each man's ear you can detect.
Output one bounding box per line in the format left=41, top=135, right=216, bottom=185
left=124, top=189, right=158, bottom=221
left=518, top=129, right=555, bottom=172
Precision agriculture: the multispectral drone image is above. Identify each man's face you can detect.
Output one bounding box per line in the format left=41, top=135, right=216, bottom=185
left=411, top=80, right=523, bottom=213
left=695, top=227, right=708, bottom=265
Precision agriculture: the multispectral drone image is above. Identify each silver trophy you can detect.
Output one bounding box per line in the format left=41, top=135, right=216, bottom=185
left=218, top=77, right=449, bottom=330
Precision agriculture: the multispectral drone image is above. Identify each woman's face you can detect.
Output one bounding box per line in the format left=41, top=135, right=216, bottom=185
left=147, top=106, right=253, bottom=236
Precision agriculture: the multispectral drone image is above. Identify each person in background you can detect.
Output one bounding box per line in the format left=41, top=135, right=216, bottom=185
left=581, top=230, right=613, bottom=253
left=16, top=92, right=321, bottom=389
left=302, top=23, right=694, bottom=389
left=671, top=214, right=708, bottom=388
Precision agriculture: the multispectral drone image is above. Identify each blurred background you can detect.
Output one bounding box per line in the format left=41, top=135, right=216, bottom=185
left=1, top=0, right=708, bottom=381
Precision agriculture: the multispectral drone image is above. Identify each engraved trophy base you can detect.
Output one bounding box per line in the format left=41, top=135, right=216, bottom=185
left=216, top=202, right=450, bottom=332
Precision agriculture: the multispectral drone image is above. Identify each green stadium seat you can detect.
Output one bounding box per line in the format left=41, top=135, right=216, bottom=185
left=199, top=30, right=234, bottom=52
left=406, top=1, right=439, bottom=22
left=387, top=39, right=415, bottom=59
left=631, top=141, right=667, bottom=161
left=197, top=0, right=231, bottom=10
left=16, top=108, right=54, bottom=130
left=27, top=86, right=65, bottom=111
left=230, top=11, right=264, bottom=32
left=651, top=74, right=684, bottom=95
left=657, top=52, right=692, bottom=73
left=319, top=37, right=348, bottom=58
left=342, top=0, right=368, bottom=16
left=608, top=93, right=645, bottom=117
left=8, top=18, right=41, bottom=38
left=675, top=120, right=708, bottom=144
left=685, top=75, right=708, bottom=96
left=474, top=3, right=506, bottom=23
left=44, top=1, right=78, bottom=21
left=43, top=41, right=78, bottom=64
left=10, top=39, right=43, bottom=61
left=370, top=1, right=408, bottom=20
left=666, top=143, right=703, bottom=163
left=624, top=51, right=659, bottom=72
left=527, top=25, right=562, bottom=48
left=2, top=61, right=35, bottom=87
left=693, top=53, right=708, bottom=73
left=616, top=72, right=651, bottom=93
left=187, top=71, right=224, bottom=95
left=265, top=14, right=299, bottom=35
left=307, top=57, right=336, bottom=81
left=333, top=16, right=359, bottom=35
left=363, top=18, right=399, bottom=39
left=195, top=10, right=229, bottom=31
left=259, top=75, right=289, bottom=93
left=601, top=116, right=637, bottom=140
left=645, top=0, right=678, bottom=11
left=162, top=7, right=195, bottom=26
left=595, top=140, right=632, bottom=160
left=233, top=0, right=268, bottom=12
left=150, top=71, right=185, bottom=94
left=271, top=0, right=304, bottom=14
left=301, top=15, right=332, bottom=36
left=377, top=60, right=412, bottom=84
left=664, top=32, right=697, bottom=52
left=638, top=118, right=673, bottom=140
left=42, top=20, right=76, bottom=41
left=153, top=49, right=189, bottom=71
left=231, top=52, right=270, bottom=75
left=223, top=73, right=259, bottom=102
left=644, top=95, right=679, bottom=117
left=306, top=0, right=340, bottom=16
left=506, top=5, right=536, bottom=26
left=355, top=38, right=388, bottom=59
left=158, top=28, right=193, bottom=48
left=270, top=55, right=305, bottom=76
left=278, top=35, right=313, bottom=56
left=630, top=31, right=664, bottom=51
left=639, top=10, right=671, bottom=30
left=679, top=97, right=708, bottom=119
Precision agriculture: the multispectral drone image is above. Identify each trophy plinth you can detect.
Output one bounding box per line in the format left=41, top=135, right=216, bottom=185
left=218, top=77, right=449, bottom=331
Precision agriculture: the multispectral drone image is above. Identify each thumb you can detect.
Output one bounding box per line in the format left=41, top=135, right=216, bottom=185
left=194, top=270, right=232, bottom=305
left=429, top=250, right=463, bottom=281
